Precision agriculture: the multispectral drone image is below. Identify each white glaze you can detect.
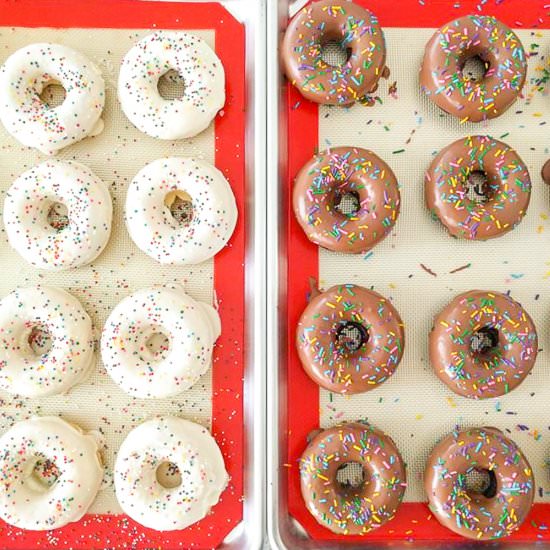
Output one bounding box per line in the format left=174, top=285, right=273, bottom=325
left=4, top=160, right=113, bottom=271
left=0, top=286, right=94, bottom=397
left=100, top=286, right=220, bottom=398
left=114, top=417, right=228, bottom=531
left=0, top=416, right=103, bottom=530
left=0, top=43, right=105, bottom=155
left=118, top=31, right=225, bottom=139
left=125, top=157, right=237, bottom=265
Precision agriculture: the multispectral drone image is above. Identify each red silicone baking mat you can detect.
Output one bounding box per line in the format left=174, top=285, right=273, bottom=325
left=0, top=1, right=245, bottom=548
left=284, top=0, right=550, bottom=543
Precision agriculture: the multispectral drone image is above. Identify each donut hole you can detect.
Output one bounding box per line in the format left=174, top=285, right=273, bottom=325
left=156, top=461, right=182, bottom=489
left=320, top=38, right=351, bottom=67
left=164, top=190, right=193, bottom=226
left=334, top=190, right=361, bottom=217
left=27, top=324, right=53, bottom=356
left=470, top=326, right=499, bottom=355
left=464, top=468, right=498, bottom=499
left=336, top=321, right=369, bottom=353
left=157, top=69, right=186, bottom=100
left=336, top=461, right=365, bottom=490
left=143, top=331, right=170, bottom=362
left=460, top=54, right=489, bottom=83
left=38, top=80, right=66, bottom=109
left=47, top=201, right=69, bottom=231
left=466, top=171, right=491, bottom=204
left=30, top=455, right=61, bottom=492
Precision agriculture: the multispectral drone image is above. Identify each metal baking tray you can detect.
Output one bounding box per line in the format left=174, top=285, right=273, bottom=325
left=267, top=0, right=550, bottom=548
left=0, top=0, right=265, bottom=548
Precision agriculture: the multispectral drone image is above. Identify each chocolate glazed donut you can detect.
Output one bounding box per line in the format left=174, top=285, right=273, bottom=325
left=420, top=15, right=527, bottom=122
left=425, top=136, right=531, bottom=240
left=300, top=422, right=406, bottom=535
left=293, top=146, right=401, bottom=253
left=297, top=284, right=404, bottom=394
left=425, top=427, right=534, bottom=540
left=282, top=0, right=387, bottom=105
left=430, top=290, right=538, bottom=399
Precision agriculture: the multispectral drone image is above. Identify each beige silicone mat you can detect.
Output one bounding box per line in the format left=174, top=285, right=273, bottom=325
left=317, top=27, right=550, bottom=502
left=0, top=27, right=216, bottom=513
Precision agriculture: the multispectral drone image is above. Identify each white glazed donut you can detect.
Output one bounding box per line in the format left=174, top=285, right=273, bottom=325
left=101, top=286, right=220, bottom=398
left=118, top=31, right=225, bottom=139
left=115, top=416, right=227, bottom=531
left=0, top=286, right=94, bottom=397
left=0, top=43, right=105, bottom=155
left=0, top=416, right=103, bottom=530
left=125, top=157, right=237, bottom=265
left=4, top=160, right=113, bottom=271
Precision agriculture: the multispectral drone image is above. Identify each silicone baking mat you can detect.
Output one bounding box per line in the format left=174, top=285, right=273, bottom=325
left=0, top=1, right=245, bottom=548
left=285, top=0, right=550, bottom=543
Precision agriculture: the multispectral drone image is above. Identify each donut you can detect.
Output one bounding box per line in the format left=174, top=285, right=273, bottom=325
left=4, top=160, right=113, bottom=270
left=0, top=43, right=105, bottom=155
left=420, top=16, right=527, bottom=122
left=425, top=427, right=534, bottom=540
left=125, top=157, right=237, bottom=265
left=101, top=286, right=220, bottom=398
left=118, top=31, right=225, bottom=139
left=541, top=158, right=550, bottom=185
left=0, top=286, right=94, bottom=398
left=0, top=416, right=103, bottom=530
left=425, top=136, right=531, bottom=240
left=282, top=0, right=387, bottom=105
left=430, top=290, right=538, bottom=399
left=300, top=422, right=406, bottom=535
left=115, top=416, right=228, bottom=531
left=293, top=147, right=400, bottom=253
left=297, top=284, right=404, bottom=394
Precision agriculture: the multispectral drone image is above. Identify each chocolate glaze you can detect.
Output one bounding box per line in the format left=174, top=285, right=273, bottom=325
left=300, top=422, right=406, bottom=535
left=425, top=427, right=534, bottom=540
left=293, top=146, right=401, bottom=253
left=425, top=135, right=531, bottom=240
left=297, top=284, right=404, bottom=394
left=420, top=15, right=527, bottom=122
left=430, top=290, right=538, bottom=399
left=282, top=0, right=386, bottom=105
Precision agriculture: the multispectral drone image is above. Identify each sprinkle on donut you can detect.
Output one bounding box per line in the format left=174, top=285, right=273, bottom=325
left=114, top=417, right=228, bottom=531
left=125, top=157, right=238, bottom=265
left=300, top=422, right=406, bottom=535
left=118, top=31, right=225, bottom=139
left=296, top=284, right=405, bottom=394
left=293, top=146, right=401, bottom=253
left=0, top=286, right=95, bottom=398
left=0, top=43, right=105, bottom=154
left=282, top=0, right=387, bottom=105
left=425, top=135, right=531, bottom=240
left=101, top=286, right=220, bottom=399
left=420, top=15, right=527, bottom=122
left=0, top=416, right=103, bottom=530
left=430, top=290, right=538, bottom=399
left=425, top=427, right=534, bottom=540
left=4, top=160, right=113, bottom=271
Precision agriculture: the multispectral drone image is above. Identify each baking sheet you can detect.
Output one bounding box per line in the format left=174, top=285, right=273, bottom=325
left=0, top=26, right=218, bottom=515
left=317, top=27, right=550, bottom=504
left=272, top=1, right=550, bottom=542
